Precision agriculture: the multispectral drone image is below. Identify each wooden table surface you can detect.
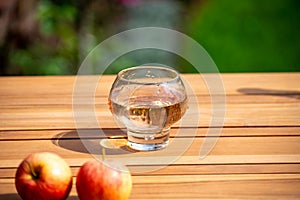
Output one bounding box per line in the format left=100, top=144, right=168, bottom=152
left=0, top=73, right=299, bottom=199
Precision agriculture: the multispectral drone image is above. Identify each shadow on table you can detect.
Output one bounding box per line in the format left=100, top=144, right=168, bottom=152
left=0, top=194, right=79, bottom=200
left=0, top=193, right=21, bottom=200
left=237, top=88, right=300, bottom=99
left=67, top=196, right=79, bottom=200
left=52, top=129, right=136, bottom=155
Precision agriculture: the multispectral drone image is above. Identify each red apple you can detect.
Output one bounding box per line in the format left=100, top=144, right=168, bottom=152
left=76, top=159, right=132, bottom=200
left=15, top=152, right=72, bottom=200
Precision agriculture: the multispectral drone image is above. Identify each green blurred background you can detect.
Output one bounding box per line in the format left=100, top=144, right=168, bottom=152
left=0, top=0, right=299, bottom=75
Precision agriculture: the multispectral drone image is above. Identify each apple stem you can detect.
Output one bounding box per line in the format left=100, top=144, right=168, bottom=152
left=24, top=160, right=39, bottom=180
left=102, top=148, right=106, bottom=161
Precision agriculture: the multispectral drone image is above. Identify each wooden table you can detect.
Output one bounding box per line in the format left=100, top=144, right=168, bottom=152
left=0, top=73, right=299, bottom=199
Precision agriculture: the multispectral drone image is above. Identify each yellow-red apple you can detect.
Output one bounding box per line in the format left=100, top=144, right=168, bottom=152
left=76, top=159, right=132, bottom=200
left=15, top=152, right=72, bottom=200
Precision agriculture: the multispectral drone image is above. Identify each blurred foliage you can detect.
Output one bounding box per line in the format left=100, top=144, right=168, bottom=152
left=186, top=0, right=300, bottom=72
left=0, top=0, right=299, bottom=75
left=1, top=0, right=79, bottom=75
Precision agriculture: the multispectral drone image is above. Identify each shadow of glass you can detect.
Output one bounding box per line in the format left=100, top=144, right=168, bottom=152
left=237, top=88, right=300, bottom=99
left=52, top=129, right=136, bottom=155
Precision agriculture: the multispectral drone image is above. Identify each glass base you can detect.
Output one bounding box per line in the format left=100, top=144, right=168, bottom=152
left=127, top=129, right=169, bottom=151
left=128, top=140, right=169, bottom=151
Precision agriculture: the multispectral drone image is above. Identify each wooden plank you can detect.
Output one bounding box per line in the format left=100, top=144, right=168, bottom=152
left=1, top=163, right=300, bottom=178
left=0, top=73, right=299, bottom=97
left=1, top=127, right=300, bottom=140
left=2, top=155, right=300, bottom=171
left=0, top=102, right=299, bottom=130
left=0, top=94, right=299, bottom=106
left=1, top=136, right=300, bottom=160
left=131, top=174, right=300, bottom=199
left=0, top=136, right=299, bottom=168
left=0, top=174, right=300, bottom=199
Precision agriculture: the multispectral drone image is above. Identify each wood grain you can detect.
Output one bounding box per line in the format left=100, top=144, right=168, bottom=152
left=0, top=174, right=300, bottom=199
left=0, top=136, right=299, bottom=168
left=0, top=73, right=299, bottom=199
left=0, top=102, right=299, bottom=130
left=1, top=73, right=299, bottom=96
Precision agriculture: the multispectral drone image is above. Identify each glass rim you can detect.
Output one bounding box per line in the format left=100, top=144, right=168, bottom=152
left=117, top=66, right=180, bottom=85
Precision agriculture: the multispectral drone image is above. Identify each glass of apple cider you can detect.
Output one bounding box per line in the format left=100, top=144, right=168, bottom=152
left=108, top=66, right=188, bottom=151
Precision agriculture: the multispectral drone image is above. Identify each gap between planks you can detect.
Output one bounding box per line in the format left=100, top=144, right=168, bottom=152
left=1, top=127, right=300, bottom=140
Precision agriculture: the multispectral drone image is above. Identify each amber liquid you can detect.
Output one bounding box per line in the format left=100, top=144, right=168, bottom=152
left=109, top=96, right=187, bottom=133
